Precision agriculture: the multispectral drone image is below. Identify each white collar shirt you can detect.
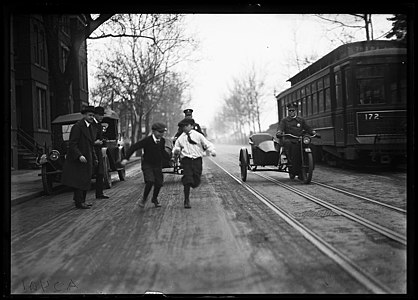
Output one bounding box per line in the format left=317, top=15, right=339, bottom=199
left=173, top=129, right=215, bottom=159
left=84, top=120, right=91, bottom=128
left=152, top=134, right=160, bottom=144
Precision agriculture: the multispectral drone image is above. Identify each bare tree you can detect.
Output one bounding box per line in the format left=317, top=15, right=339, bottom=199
left=90, top=14, right=197, bottom=145
left=315, top=14, right=375, bottom=42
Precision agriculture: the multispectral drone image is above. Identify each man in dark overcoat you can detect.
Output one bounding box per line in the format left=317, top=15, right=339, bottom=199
left=61, top=106, right=98, bottom=209
left=92, top=106, right=109, bottom=199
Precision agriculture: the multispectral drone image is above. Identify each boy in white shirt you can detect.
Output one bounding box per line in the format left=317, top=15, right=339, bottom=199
left=173, top=118, right=216, bottom=208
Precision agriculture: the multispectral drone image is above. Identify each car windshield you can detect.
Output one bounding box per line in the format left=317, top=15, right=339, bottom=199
left=62, top=124, right=74, bottom=141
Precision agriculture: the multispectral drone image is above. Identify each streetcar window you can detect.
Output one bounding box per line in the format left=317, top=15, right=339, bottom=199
left=312, top=92, right=318, bottom=114
left=325, top=88, right=331, bottom=111
left=324, top=75, right=330, bottom=88
left=311, top=82, right=317, bottom=93
left=301, top=97, right=306, bottom=116
left=318, top=90, right=324, bottom=112
left=356, top=66, right=385, bottom=105
left=335, top=72, right=343, bottom=108
left=317, top=78, right=324, bottom=113
left=358, top=78, right=385, bottom=104
left=355, top=65, right=385, bottom=78
left=389, top=63, right=407, bottom=104
left=307, top=95, right=312, bottom=115
left=317, top=78, right=323, bottom=90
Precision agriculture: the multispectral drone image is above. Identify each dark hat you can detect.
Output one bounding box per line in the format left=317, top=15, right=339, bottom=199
left=151, top=122, right=167, bottom=132
left=183, top=108, right=193, bottom=115
left=178, top=117, right=195, bottom=127
left=94, top=106, right=105, bottom=116
left=81, top=105, right=95, bottom=114
left=287, top=103, right=298, bottom=110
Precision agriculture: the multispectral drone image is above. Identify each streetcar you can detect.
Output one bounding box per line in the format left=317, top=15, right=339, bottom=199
left=275, top=40, right=407, bottom=166
left=37, top=109, right=126, bottom=194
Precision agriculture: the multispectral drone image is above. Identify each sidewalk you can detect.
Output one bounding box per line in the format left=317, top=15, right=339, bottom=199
left=10, top=157, right=141, bottom=206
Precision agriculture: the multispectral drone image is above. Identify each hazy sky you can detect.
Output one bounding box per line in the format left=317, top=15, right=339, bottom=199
left=88, top=14, right=394, bottom=131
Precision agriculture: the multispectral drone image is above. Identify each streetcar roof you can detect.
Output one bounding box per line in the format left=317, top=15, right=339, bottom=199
left=285, top=40, right=406, bottom=88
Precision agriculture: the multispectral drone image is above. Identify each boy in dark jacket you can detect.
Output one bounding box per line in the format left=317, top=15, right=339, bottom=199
left=121, top=122, right=170, bottom=208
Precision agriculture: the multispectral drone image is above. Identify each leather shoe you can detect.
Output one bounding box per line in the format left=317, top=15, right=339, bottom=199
left=96, top=195, right=109, bottom=199
left=86, top=202, right=93, bottom=206
left=184, top=199, right=191, bottom=209
left=151, top=198, right=162, bottom=207
left=76, top=203, right=91, bottom=209
left=138, top=200, right=146, bottom=208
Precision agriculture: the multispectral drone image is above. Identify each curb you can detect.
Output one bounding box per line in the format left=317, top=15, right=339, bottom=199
left=11, top=158, right=141, bottom=206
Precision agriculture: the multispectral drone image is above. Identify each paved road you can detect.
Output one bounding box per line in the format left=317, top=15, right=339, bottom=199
left=10, top=145, right=406, bottom=294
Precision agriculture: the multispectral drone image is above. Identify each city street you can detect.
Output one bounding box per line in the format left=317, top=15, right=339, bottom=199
left=10, top=145, right=407, bottom=294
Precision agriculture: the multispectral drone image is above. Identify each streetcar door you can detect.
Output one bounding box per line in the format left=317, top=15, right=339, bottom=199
left=334, top=66, right=348, bottom=147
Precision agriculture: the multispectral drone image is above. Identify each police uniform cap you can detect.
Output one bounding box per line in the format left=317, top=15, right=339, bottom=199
left=287, top=103, right=298, bottom=110
left=183, top=108, right=193, bottom=115
left=151, top=122, right=167, bottom=132
left=94, top=106, right=105, bottom=116
left=81, top=105, right=95, bottom=114
left=178, top=117, right=195, bottom=127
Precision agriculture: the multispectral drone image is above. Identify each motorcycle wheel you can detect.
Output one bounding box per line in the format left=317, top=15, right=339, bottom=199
left=239, top=148, right=248, bottom=182
left=301, top=152, right=314, bottom=184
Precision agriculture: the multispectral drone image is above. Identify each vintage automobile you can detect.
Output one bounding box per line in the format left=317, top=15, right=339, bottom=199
left=239, top=132, right=319, bottom=184
left=38, top=109, right=126, bottom=195
left=162, top=137, right=183, bottom=174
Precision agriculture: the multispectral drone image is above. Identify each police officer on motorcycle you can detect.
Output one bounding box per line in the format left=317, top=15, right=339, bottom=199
left=276, top=103, right=317, bottom=178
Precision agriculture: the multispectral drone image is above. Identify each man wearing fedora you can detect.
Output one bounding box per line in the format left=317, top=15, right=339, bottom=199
left=121, top=122, right=171, bottom=208
left=61, top=105, right=98, bottom=209
left=93, top=106, right=110, bottom=200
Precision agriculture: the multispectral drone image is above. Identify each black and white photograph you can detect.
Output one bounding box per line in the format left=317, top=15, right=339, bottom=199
left=5, top=4, right=413, bottom=296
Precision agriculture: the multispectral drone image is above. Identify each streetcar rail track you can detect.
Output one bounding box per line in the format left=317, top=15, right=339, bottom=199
left=210, top=157, right=393, bottom=294
left=255, top=172, right=406, bottom=245
left=223, top=152, right=405, bottom=213
left=310, top=180, right=406, bottom=214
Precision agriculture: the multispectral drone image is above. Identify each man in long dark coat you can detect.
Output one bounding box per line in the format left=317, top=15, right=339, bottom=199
left=92, top=106, right=109, bottom=199
left=61, top=106, right=98, bottom=209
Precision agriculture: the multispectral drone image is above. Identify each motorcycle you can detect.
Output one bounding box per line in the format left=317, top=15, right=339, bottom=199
left=280, top=132, right=320, bottom=184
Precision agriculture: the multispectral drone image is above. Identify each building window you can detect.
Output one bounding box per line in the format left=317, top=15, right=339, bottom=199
left=33, top=24, right=46, bottom=67
left=60, top=45, right=69, bottom=73
left=36, top=86, right=48, bottom=130
left=80, top=61, right=88, bottom=91
left=61, top=15, right=70, bottom=35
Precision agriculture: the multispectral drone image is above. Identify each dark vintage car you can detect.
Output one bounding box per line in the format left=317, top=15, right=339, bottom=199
left=162, top=137, right=183, bottom=174
left=38, top=109, right=126, bottom=195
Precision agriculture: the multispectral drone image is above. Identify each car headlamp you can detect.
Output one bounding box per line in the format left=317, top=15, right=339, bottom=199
left=303, top=136, right=311, bottom=145
left=39, top=154, right=48, bottom=164
left=49, top=150, right=60, bottom=161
